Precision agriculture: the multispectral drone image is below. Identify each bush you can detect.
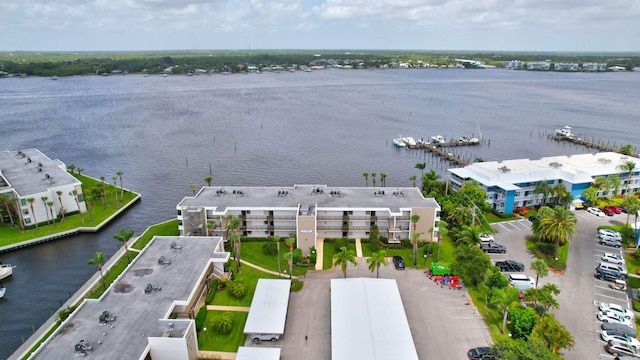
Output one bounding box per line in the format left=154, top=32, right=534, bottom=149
left=262, top=241, right=277, bottom=255
left=634, top=300, right=640, bottom=312
left=309, top=247, right=317, bottom=264
left=334, top=238, right=349, bottom=251
left=195, top=307, right=207, bottom=331
left=546, top=258, right=566, bottom=270
left=57, top=305, right=78, bottom=323
left=293, top=248, right=302, bottom=264
left=213, top=312, right=234, bottom=334
left=205, top=280, right=218, bottom=304
left=369, top=240, right=382, bottom=253
left=218, top=277, right=228, bottom=289
left=227, top=280, right=247, bottom=298
left=402, top=239, right=411, bottom=248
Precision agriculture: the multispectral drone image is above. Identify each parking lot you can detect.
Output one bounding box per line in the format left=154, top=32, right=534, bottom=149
left=489, top=211, right=632, bottom=359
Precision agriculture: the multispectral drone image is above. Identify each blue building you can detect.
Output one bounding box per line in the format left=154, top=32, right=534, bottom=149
left=448, top=152, right=640, bottom=214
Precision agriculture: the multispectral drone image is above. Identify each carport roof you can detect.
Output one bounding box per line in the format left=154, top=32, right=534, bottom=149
left=331, top=278, right=418, bottom=360
left=236, top=346, right=281, bottom=360
left=243, top=279, right=291, bottom=334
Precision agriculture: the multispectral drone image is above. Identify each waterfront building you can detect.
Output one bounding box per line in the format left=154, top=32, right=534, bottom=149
left=176, top=184, right=441, bottom=254
left=504, top=60, right=524, bottom=69
left=554, top=63, right=579, bottom=71
left=447, top=152, right=640, bottom=214
left=527, top=61, right=551, bottom=70
left=582, top=63, right=607, bottom=71
left=30, top=236, right=230, bottom=360
left=0, top=149, right=86, bottom=228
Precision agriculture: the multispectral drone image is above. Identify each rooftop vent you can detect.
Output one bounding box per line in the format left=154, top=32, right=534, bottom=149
left=158, top=256, right=172, bottom=266
left=393, top=191, right=405, bottom=197
left=144, top=284, right=162, bottom=296
left=74, top=339, right=93, bottom=356
left=497, top=166, right=511, bottom=173
left=330, top=190, right=343, bottom=197
left=311, top=188, right=324, bottom=195
left=597, top=158, right=612, bottom=164
left=99, top=310, right=116, bottom=325
left=549, top=162, right=563, bottom=168
left=170, top=241, right=182, bottom=252
left=277, top=190, right=289, bottom=197
left=373, top=190, right=385, bottom=197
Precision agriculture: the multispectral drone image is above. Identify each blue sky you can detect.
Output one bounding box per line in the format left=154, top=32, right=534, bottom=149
left=1, top=0, right=639, bottom=52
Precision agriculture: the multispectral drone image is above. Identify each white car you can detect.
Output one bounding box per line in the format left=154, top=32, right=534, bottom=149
left=598, top=310, right=634, bottom=326
left=602, top=253, right=625, bottom=265
left=599, top=303, right=634, bottom=320
left=479, top=233, right=494, bottom=243
left=600, top=229, right=623, bottom=240
left=601, top=330, right=640, bottom=349
left=588, top=207, right=606, bottom=217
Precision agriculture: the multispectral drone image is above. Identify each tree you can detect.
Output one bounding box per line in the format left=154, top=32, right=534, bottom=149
left=610, top=174, right=621, bottom=197
left=227, top=215, right=243, bottom=272
left=582, top=186, right=598, bottom=206
left=0, top=194, right=16, bottom=228
left=285, top=236, right=296, bottom=279
left=47, top=201, right=55, bottom=226
left=623, top=196, right=640, bottom=227
left=539, top=206, right=576, bottom=259
left=27, top=197, right=38, bottom=229
left=435, top=220, right=449, bottom=262
left=380, top=172, right=387, bottom=187
left=593, top=176, right=610, bottom=195
left=114, top=228, right=134, bottom=264
left=531, top=259, right=549, bottom=289
left=117, top=170, right=124, bottom=200
left=67, top=163, right=76, bottom=174
left=88, top=252, right=106, bottom=289
left=410, top=175, right=417, bottom=187
left=70, top=190, right=84, bottom=224
left=371, top=172, right=377, bottom=187
left=531, top=314, right=574, bottom=354
left=451, top=245, right=492, bottom=287
left=415, top=162, right=426, bottom=178
left=620, top=143, right=634, bottom=156
left=333, top=246, right=356, bottom=278
left=112, top=176, right=119, bottom=204
left=362, top=172, right=369, bottom=187
left=508, top=305, right=538, bottom=339
left=410, top=214, right=421, bottom=266
left=274, top=235, right=282, bottom=276
left=493, top=337, right=561, bottom=360
left=56, top=190, right=65, bottom=221
left=41, top=196, right=50, bottom=224
left=618, top=160, right=637, bottom=196
left=204, top=176, right=213, bottom=186
left=489, top=286, right=520, bottom=333
left=190, top=183, right=197, bottom=195
left=367, top=250, right=387, bottom=278
left=534, top=180, right=552, bottom=206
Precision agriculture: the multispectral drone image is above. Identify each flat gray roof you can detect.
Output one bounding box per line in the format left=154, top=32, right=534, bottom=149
left=32, top=236, right=225, bottom=360
left=177, top=185, right=439, bottom=213
left=243, top=279, right=291, bottom=335
left=331, top=278, right=418, bottom=360
left=0, top=149, right=79, bottom=196
left=236, top=346, right=281, bottom=360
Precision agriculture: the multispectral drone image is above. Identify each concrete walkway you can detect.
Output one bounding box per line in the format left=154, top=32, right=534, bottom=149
left=355, top=238, right=363, bottom=258
left=239, top=259, right=298, bottom=279
left=199, top=350, right=237, bottom=359
left=315, top=238, right=324, bottom=270
left=206, top=305, right=250, bottom=312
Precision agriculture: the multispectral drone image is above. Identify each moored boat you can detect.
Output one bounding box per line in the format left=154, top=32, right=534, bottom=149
left=393, top=135, right=407, bottom=147
left=431, top=135, right=446, bottom=144
left=0, top=283, right=5, bottom=299
left=555, top=126, right=574, bottom=137
left=0, top=263, right=13, bottom=280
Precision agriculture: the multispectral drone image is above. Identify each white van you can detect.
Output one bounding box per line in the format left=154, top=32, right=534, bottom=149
left=597, top=262, right=627, bottom=277
left=508, top=273, right=535, bottom=287
left=599, top=229, right=622, bottom=240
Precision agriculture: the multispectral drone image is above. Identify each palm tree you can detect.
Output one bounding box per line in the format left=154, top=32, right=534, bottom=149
left=593, top=176, right=611, bottom=197
left=610, top=174, right=621, bottom=197
left=534, top=180, right=552, bottom=206
left=190, top=184, right=197, bottom=196
left=285, top=236, right=296, bottom=279
left=367, top=250, right=387, bottom=278
left=204, top=176, right=213, bottom=186
left=0, top=194, right=15, bottom=228
left=56, top=190, right=65, bottom=221
left=620, top=144, right=634, bottom=156
left=618, top=160, right=637, bottom=196
left=69, top=190, right=84, bottom=224
left=380, top=172, right=387, bottom=187
left=333, top=247, right=356, bottom=278
left=540, top=206, right=577, bottom=259
left=77, top=167, right=84, bottom=176
left=411, top=214, right=420, bottom=265
left=88, top=252, right=107, bottom=289
left=41, top=196, right=50, bottom=224
left=85, top=194, right=94, bottom=224
left=67, top=163, right=76, bottom=174
left=371, top=172, right=377, bottom=187
left=99, top=176, right=105, bottom=184
left=47, top=201, right=55, bottom=226
left=415, top=162, right=426, bottom=178
left=622, top=196, right=640, bottom=227
left=551, top=183, right=569, bottom=206
left=114, top=228, right=134, bottom=264
left=410, top=175, right=417, bottom=187
left=27, top=197, right=38, bottom=229
left=362, top=172, right=369, bottom=187
left=423, top=169, right=442, bottom=194
left=531, top=259, right=549, bottom=289
left=435, top=220, right=449, bottom=262
left=274, top=235, right=282, bottom=276
left=227, top=215, right=243, bottom=271
left=10, top=198, right=24, bottom=231
left=116, top=171, right=124, bottom=200
left=112, top=176, right=119, bottom=204
left=458, top=225, right=482, bottom=245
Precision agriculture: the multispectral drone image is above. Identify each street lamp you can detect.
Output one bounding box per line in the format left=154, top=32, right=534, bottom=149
left=203, top=327, right=207, bottom=339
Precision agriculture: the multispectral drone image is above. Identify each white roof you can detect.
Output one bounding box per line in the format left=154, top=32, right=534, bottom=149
left=243, top=279, right=291, bottom=334
left=331, top=278, right=418, bottom=360
left=236, top=346, right=281, bottom=360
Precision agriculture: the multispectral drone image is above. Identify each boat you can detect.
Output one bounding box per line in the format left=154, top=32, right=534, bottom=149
left=393, top=135, right=407, bottom=147
left=0, top=263, right=13, bottom=280
left=459, top=136, right=480, bottom=144
left=555, top=126, right=574, bottom=137
left=431, top=135, right=446, bottom=144
left=0, top=284, right=5, bottom=299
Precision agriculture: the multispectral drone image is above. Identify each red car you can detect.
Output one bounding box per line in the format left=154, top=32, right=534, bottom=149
left=600, top=207, right=615, bottom=216
left=606, top=205, right=622, bottom=214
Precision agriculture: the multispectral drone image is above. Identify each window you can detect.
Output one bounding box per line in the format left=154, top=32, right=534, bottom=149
left=25, top=218, right=31, bottom=224
left=77, top=193, right=84, bottom=203
left=177, top=209, right=182, bottom=216
left=21, top=199, right=27, bottom=206
left=178, top=220, right=183, bottom=226
left=23, top=209, right=29, bottom=215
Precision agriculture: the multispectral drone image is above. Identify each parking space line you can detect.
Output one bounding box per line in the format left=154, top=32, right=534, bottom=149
left=594, top=292, right=629, bottom=302
left=496, top=223, right=512, bottom=232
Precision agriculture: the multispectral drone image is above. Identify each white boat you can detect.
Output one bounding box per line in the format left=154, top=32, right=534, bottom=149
left=431, top=135, right=446, bottom=144
left=555, top=126, right=574, bottom=137
left=393, top=135, right=407, bottom=147
left=0, top=285, right=5, bottom=299
left=0, top=263, right=12, bottom=280
left=404, top=137, right=417, bottom=147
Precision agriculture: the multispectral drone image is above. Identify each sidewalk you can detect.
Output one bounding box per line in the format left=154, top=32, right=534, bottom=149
left=239, top=259, right=298, bottom=279
left=355, top=238, right=363, bottom=257
left=315, top=238, right=324, bottom=270
left=206, top=305, right=250, bottom=312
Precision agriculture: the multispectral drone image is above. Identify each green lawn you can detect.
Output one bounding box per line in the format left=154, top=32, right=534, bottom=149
left=198, top=310, right=248, bottom=352
left=525, top=238, right=569, bottom=270
left=0, top=173, right=139, bottom=247
left=131, top=219, right=179, bottom=250
left=322, top=242, right=357, bottom=270
left=625, top=252, right=640, bottom=276
left=240, top=242, right=309, bottom=276
left=212, top=263, right=280, bottom=307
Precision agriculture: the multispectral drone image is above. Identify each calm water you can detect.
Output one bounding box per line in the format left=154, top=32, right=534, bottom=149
left=1, top=68, right=639, bottom=356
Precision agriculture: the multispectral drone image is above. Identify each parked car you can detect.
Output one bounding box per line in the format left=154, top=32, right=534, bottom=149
left=600, top=229, right=623, bottom=240
left=599, top=311, right=634, bottom=326
left=607, top=205, right=623, bottom=214
left=610, top=279, right=628, bottom=291
left=479, top=243, right=507, bottom=254
left=467, top=346, right=500, bottom=359
left=527, top=216, right=540, bottom=223
left=601, top=330, right=640, bottom=349
left=602, top=253, right=625, bottom=265
left=495, top=260, right=525, bottom=272
left=605, top=340, right=640, bottom=358
left=601, top=207, right=616, bottom=216
left=602, top=322, right=638, bottom=338
left=600, top=236, right=623, bottom=248
left=250, top=333, right=280, bottom=344
left=479, top=233, right=494, bottom=243
left=393, top=256, right=405, bottom=270
left=588, top=207, right=606, bottom=217
left=598, top=262, right=627, bottom=277
left=595, top=268, right=623, bottom=281
left=599, top=303, right=634, bottom=320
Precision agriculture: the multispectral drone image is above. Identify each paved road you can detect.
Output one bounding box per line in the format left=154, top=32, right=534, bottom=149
left=490, top=212, right=631, bottom=359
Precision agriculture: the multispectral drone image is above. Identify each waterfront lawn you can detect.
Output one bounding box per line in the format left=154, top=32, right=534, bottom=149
left=85, top=252, right=138, bottom=299
left=211, top=263, right=280, bottom=307
left=240, top=242, right=308, bottom=276
left=131, top=219, right=179, bottom=250
left=198, top=310, right=248, bottom=352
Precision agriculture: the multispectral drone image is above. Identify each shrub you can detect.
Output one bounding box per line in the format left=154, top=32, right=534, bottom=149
left=205, top=281, right=218, bottom=304
left=213, top=312, right=234, bottom=334
left=293, top=248, right=302, bottom=264
left=334, top=238, right=349, bottom=251
left=546, top=258, right=566, bottom=270
left=218, top=277, right=228, bottom=289
left=195, top=307, right=207, bottom=331
left=634, top=300, right=640, bottom=312
left=402, top=239, right=411, bottom=248
left=369, top=240, right=382, bottom=253
left=262, top=241, right=277, bottom=255
left=57, top=305, right=78, bottom=323
left=309, top=247, right=317, bottom=264
left=227, top=280, right=247, bottom=298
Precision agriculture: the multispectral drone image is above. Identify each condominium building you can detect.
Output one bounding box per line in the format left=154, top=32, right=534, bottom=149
left=447, top=152, right=640, bottom=214
left=176, top=185, right=441, bottom=254
left=582, top=63, right=607, bottom=71
left=504, top=60, right=524, bottom=69
left=527, top=61, right=551, bottom=70
left=553, top=63, right=579, bottom=71
left=0, top=149, right=86, bottom=228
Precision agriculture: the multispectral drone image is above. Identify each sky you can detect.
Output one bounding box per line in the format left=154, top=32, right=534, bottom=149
left=1, top=0, right=639, bottom=52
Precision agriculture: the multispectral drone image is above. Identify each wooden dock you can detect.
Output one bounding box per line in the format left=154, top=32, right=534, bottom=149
left=422, top=144, right=470, bottom=166
left=550, top=135, right=636, bottom=156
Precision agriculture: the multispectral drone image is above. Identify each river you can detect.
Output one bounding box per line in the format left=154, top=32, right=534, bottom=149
left=1, top=68, right=639, bottom=356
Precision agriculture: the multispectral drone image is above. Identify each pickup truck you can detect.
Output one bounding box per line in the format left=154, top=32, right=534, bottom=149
left=479, top=243, right=507, bottom=254
left=495, top=260, right=525, bottom=272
